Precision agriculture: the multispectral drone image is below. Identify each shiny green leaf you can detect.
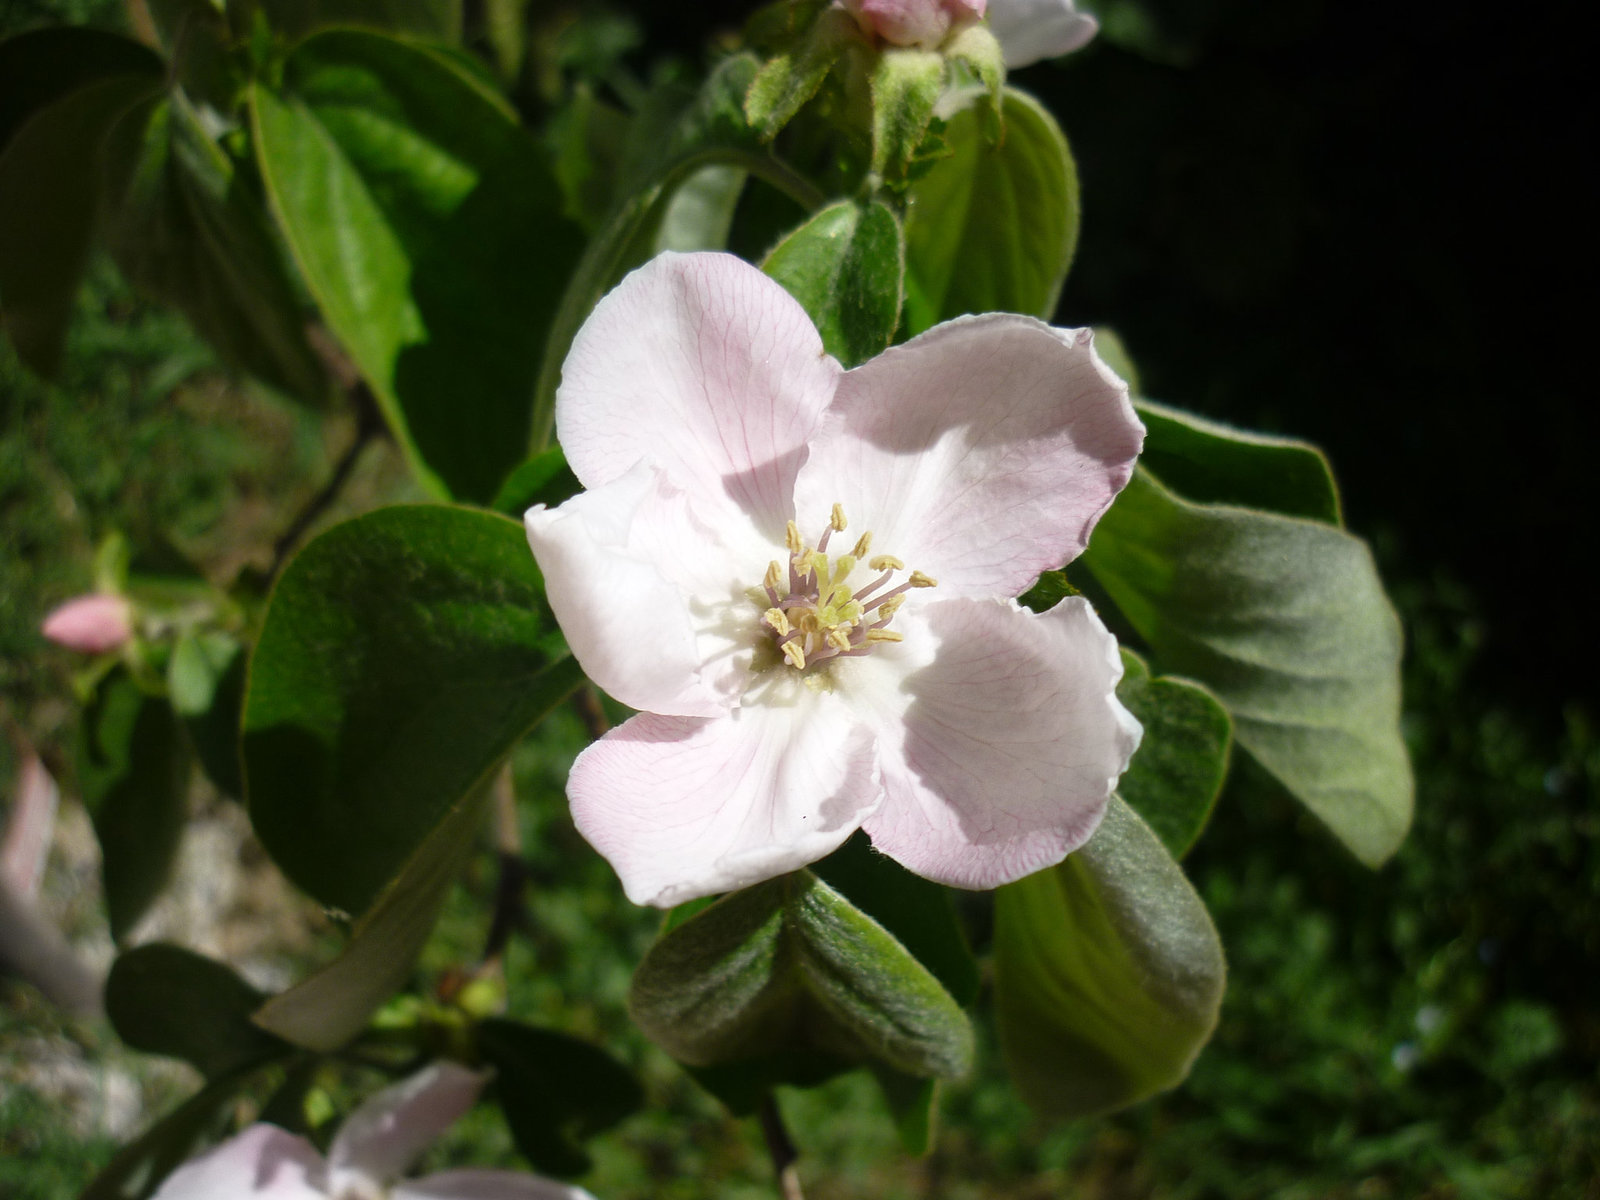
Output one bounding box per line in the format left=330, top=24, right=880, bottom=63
left=242, top=505, right=581, bottom=914
left=1085, top=468, right=1412, bottom=865
left=763, top=198, right=904, bottom=367
left=994, top=795, right=1225, bottom=1118
left=250, top=30, right=583, bottom=500
left=106, top=944, right=287, bottom=1077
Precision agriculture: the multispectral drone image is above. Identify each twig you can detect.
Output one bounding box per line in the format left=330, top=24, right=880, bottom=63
left=759, top=1094, right=805, bottom=1200
left=269, top=384, right=382, bottom=580
left=571, top=684, right=610, bottom=741
left=481, top=765, right=528, bottom=964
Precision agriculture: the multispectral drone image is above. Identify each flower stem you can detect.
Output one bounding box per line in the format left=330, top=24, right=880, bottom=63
left=759, top=1094, right=806, bottom=1200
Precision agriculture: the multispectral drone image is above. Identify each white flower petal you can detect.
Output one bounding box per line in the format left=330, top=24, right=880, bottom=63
left=527, top=464, right=768, bottom=717
left=395, top=1170, right=597, bottom=1200
left=569, top=683, right=883, bottom=907
left=859, top=596, right=1141, bottom=888
left=793, top=315, right=1142, bottom=598
left=328, top=1062, right=488, bottom=1190
left=986, top=0, right=1099, bottom=67
left=151, top=1125, right=325, bottom=1200
left=555, top=251, right=841, bottom=542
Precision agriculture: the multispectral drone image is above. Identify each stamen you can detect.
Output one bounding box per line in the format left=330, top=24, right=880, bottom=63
left=783, top=641, right=807, bottom=669
left=877, top=595, right=905, bottom=621
left=826, top=628, right=853, bottom=651
left=764, top=608, right=791, bottom=636
left=851, top=531, right=873, bottom=558
left=866, top=630, right=904, bottom=643
left=910, top=571, right=938, bottom=588
left=785, top=521, right=803, bottom=555
left=831, top=503, right=847, bottom=531
left=869, top=554, right=905, bottom=572
left=765, top=561, right=783, bottom=592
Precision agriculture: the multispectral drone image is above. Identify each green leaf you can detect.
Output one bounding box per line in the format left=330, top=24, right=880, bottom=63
left=171, top=633, right=247, bottom=799
left=762, top=199, right=904, bottom=368
left=79, top=1068, right=260, bottom=1200
left=1017, top=568, right=1080, bottom=613
left=870, top=1066, right=939, bottom=1156
left=1115, top=648, right=1231, bottom=858
left=76, top=670, right=192, bottom=942
left=489, top=446, right=581, bottom=517
left=0, top=72, right=163, bottom=376
left=250, top=781, right=489, bottom=1051
left=744, top=5, right=857, bottom=140
left=249, top=30, right=583, bottom=501
left=1135, top=398, right=1342, bottom=526
left=942, top=23, right=1004, bottom=141
left=104, top=96, right=330, bottom=402
left=870, top=48, right=945, bottom=186
left=476, top=1018, right=644, bottom=1177
left=993, top=795, right=1226, bottom=1118
left=653, top=163, right=747, bottom=254
left=105, top=944, right=288, bottom=1077
left=629, top=872, right=973, bottom=1083
left=1084, top=468, right=1412, bottom=865
left=813, top=831, right=978, bottom=1007
left=0, top=28, right=162, bottom=153
left=242, top=505, right=581, bottom=914
left=254, top=0, right=462, bottom=40
left=903, top=87, right=1079, bottom=333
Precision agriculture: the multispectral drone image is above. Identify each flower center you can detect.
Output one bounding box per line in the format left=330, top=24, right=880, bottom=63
left=757, top=503, right=936, bottom=671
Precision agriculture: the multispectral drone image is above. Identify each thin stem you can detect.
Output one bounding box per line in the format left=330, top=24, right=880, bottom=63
left=481, top=765, right=527, bottom=964
left=758, top=1094, right=806, bottom=1200
left=572, top=684, right=610, bottom=742
left=270, top=384, right=381, bottom=579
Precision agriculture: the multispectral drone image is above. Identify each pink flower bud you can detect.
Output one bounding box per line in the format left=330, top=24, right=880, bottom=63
left=841, top=0, right=986, bottom=48
left=40, top=593, right=133, bottom=654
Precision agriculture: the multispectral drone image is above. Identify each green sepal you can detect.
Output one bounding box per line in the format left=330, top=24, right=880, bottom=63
left=943, top=23, right=1005, bottom=143
left=745, top=5, right=859, bottom=141
left=870, top=47, right=947, bottom=187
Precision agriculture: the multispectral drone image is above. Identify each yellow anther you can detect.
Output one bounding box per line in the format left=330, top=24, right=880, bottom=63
left=866, top=630, right=904, bottom=644
left=851, top=531, right=873, bottom=558
left=786, top=521, right=804, bottom=554
left=830, top=503, right=847, bottom=532
left=798, top=612, right=820, bottom=633
left=909, top=571, right=938, bottom=589
left=764, top=608, right=791, bottom=636
left=783, top=641, right=807, bottom=669
left=877, top=595, right=905, bottom=621
left=826, top=628, right=853, bottom=651
left=869, top=554, right=905, bottom=572
left=764, top=560, right=783, bottom=591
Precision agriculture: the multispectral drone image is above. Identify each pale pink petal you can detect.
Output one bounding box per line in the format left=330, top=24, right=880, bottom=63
left=328, top=1062, right=488, bottom=1190
left=151, top=1125, right=325, bottom=1200
left=555, top=251, right=841, bottom=542
left=845, top=0, right=981, bottom=46
left=985, top=0, right=1098, bottom=67
left=793, top=316, right=1142, bottom=599
left=396, top=1170, right=597, bottom=1200
left=569, top=683, right=882, bottom=907
left=858, top=596, right=1141, bottom=888
left=40, top=593, right=132, bottom=654
left=527, top=464, right=772, bottom=718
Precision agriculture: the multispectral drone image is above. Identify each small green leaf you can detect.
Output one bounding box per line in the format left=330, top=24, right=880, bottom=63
left=1135, top=398, right=1342, bottom=526
left=76, top=670, right=192, bottom=942
left=871, top=1066, right=939, bottom=1156
left=630, top=872, right=973, bottom=1084
left=994, top=795, right=1226, bottom=1118
left=870, top=48, right=946, bottom=186
left=249, top=30, right=583, bottom=500
left=762, top=199, right=904, bottom=367
left=173, top=634, right=247, bottom=800
left=250, top=781, right=489, bottom=1051
left=490, top=446, right=582, bottom=517
left=903, top=87, right=1078, bottom=332
left=106, top=944, right=288, bottom=1077
left=243, top=505, right=582, bottom=914
left=476, top=1019, right=644, bottom=1177
left=1115, top=648, right=1231, bottom=858
left=1084, top=468, right=1412, bottom=865
left=745, top=5, right=858, bottom=140
left=0, top=72, right=163, bottom=376
left=1017, top=569, right=1081, bottom=613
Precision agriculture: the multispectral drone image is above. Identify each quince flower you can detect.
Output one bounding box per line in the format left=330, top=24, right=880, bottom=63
left=152, top=1062, right=594, bottom=1200
left=986, top=0, right=1099, bottom=66
left=841, top=0, right=987, bottom=48
left=526, top=252, right=1143, bottom=908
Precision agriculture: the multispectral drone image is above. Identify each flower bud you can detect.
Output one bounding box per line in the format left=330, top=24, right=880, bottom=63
left=40, top=593, right=133, bottom=654
left=841, top=0, right=986, bottom=49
